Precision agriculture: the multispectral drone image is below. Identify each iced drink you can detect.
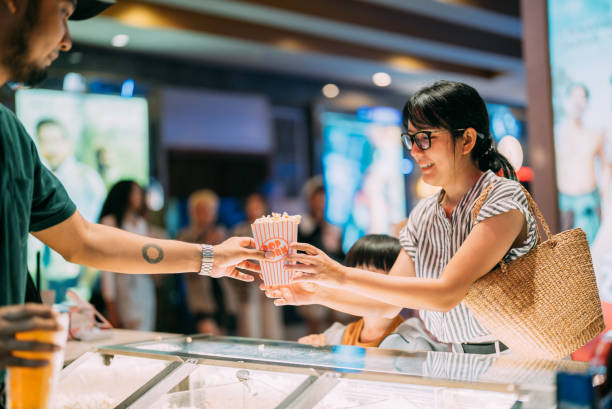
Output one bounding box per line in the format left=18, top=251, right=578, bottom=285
left=6, top=313, right=69, bottom=409
left=251, top=213, right=301, bottom=287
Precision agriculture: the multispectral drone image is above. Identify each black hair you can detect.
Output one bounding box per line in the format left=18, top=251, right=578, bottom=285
left=402, top=80, right=516, bottom=181
left=344, top=234, right=402, bottom=273
left=98, top=180, right=143, bottom=227
left=35, top=118, right=64, bottom=137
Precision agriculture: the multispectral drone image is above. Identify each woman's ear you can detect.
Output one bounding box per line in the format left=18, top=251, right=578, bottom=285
left=461, top=128, right=478, bottom=155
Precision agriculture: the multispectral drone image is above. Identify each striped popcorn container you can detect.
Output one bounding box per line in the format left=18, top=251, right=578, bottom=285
left=251, top=217, right=300, bottom=287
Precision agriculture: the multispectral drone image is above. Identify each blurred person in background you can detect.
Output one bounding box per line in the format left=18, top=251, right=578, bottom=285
left=294, top=176, right=345, bottom=335
left=555, top=83, right=605, bottom=244
left=180, top=190, right=239, bottom=335
left=27, top=118, right=107, bottom=302
left=35, top=118, right=107, bottom=222
left=99, top=181, right=155, bottom=330
left=299, top=176, right=344, bottom=262
left=232, top=193, right=284, bottom=339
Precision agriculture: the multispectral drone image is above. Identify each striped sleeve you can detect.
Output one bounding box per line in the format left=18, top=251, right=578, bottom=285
left=399, top=200, right=426, bottom=260
left=474, top=180, right=538, bottom=261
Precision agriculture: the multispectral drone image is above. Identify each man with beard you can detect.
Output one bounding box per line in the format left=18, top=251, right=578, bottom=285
left=0, top=0, right=264, bottom=402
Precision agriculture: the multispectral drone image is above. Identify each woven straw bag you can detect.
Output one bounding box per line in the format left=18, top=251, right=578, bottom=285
left=464, top=183, right=604, bottom=359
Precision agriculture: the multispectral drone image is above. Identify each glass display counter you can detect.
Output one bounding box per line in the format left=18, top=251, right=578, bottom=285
left=54, top=334, right=589, bottom=409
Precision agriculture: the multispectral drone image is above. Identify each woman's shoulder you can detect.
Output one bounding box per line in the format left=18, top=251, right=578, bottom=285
left=484, top=173, right=528, bottom=203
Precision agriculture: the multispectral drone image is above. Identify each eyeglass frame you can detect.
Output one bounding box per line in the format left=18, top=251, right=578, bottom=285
left=400, top=128, right=467, bottom=151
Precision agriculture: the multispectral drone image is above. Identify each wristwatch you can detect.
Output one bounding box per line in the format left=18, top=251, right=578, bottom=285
left=199, top=244, right=214, bottom=276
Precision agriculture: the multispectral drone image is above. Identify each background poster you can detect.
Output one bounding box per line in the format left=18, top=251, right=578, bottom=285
left=16, top=89, right=149, bottom=301
left=549, top=0, right=612, bottom=355
left=321, top=109, right=406, bottom=253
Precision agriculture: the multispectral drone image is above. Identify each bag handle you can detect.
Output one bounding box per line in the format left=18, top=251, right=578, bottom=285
left=471, top=182, right=553, bottom=246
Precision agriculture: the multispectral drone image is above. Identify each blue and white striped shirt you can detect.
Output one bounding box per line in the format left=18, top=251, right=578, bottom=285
left=399, top=170, right=538, bottom=343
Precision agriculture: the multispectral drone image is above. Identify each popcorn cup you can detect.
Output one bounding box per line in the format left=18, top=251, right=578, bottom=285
left=251, top=216, right=300, bottom=287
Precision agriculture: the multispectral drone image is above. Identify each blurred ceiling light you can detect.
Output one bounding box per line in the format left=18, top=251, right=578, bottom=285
left=387, top=56, right=427, bottom=71
left=401, top=158, right=415, bottom=175
left=322, top=83, right=340, bottom=98
left=276, top=38, right=307, bottom=52
left=114, top=6, right=165, bottom=27
left=372, top=72, right=392, bottom=87
left=147, top=180, right=165, bottom=212
left=62, top=72, right=86, bottom=92
left=111, top=34, right=130, bottom=47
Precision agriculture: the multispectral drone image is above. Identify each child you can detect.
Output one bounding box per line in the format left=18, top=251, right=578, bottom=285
left=298, top=234, right=446, bottom=352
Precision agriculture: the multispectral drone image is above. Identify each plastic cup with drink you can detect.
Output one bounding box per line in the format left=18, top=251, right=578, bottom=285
left=5, top=311, right=69, bottom=409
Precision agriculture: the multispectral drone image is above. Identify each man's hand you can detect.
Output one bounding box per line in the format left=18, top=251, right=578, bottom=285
left=211, top=237, right=265, bottom=281
left=0, top=304, right=61, bottom=369
left=261, top=282, right=320, bottom=306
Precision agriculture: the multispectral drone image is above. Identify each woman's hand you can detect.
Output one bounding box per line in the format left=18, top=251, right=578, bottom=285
left=261, top=282, right=319, bottom=306
left=284, top=243, right=347, bottom=288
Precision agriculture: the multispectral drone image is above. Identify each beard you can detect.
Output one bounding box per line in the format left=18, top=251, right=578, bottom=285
left=1, top=0, right=47, bottom=87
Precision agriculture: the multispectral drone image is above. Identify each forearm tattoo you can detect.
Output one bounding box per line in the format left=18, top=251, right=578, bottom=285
left=142, top=243, right=164, bottom=264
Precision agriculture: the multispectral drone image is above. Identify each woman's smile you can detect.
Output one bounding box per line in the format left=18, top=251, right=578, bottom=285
left=419, top=162, right=434, bottom=171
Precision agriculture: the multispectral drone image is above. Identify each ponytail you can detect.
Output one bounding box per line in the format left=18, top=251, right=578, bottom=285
left=474, top=133, right=517, bottom=181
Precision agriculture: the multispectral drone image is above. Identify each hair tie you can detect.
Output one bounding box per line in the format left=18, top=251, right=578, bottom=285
left=481, top=145, right=494, bottom=158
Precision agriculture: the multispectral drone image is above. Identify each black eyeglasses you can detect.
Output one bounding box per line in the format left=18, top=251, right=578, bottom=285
left=400, top=128, right=467, bottom=151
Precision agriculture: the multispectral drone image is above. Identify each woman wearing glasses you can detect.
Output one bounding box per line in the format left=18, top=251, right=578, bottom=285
left=265, top=81, right=537, bottom=355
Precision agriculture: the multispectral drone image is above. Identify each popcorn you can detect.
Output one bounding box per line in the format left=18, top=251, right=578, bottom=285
left=251, top=213, right=301, bottom=287
left=252, top=212, right=301, bottom=224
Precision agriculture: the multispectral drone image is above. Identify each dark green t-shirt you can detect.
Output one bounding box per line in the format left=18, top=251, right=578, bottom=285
left=0, top=104, right=76, bottom=307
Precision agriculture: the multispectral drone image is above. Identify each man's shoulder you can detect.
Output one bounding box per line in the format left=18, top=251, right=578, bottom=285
left=0, top=103, right=37, bottom=167
left=0, top=103, right=31, bottom=143
left=0, top=102, right=12, bottom=116
left=0, top=103, right=20, bottom=126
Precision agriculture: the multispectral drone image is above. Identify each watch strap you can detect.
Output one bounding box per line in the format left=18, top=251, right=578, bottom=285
left=199, top=244, right=214, bottom=276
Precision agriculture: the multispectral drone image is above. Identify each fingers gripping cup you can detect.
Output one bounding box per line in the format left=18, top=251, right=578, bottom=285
left=251, top=213, right=301, bottom=287
left=6, top=313, right=69, bottom=409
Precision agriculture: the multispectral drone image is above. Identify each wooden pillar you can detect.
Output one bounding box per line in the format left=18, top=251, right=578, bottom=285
left=521, top=0, right=559, bottom=233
